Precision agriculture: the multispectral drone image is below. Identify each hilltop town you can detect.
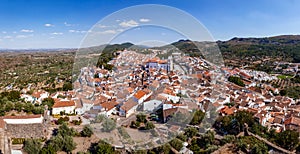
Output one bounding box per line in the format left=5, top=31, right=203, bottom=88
left=0, top=45, right=300, bottom=153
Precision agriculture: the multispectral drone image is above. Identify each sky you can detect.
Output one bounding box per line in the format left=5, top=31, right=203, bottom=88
left=0, top=0, right=300, bottom=49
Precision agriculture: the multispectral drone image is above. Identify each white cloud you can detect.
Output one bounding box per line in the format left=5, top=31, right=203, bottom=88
left=16, top=34, right=34, bottom=39
left=44, top=23, right=54, bottom=27
left=16, top=35, right=27, bottom=38
left=13, top=31, right=17, bottom=34
left=116, top=19, right=121, bottom=22
left=3, top=36, right=12, bottom=39
left=51, top=32, right=63, bottom=35
left=98, top=24, right=108, bottom=28
left=119, top=20, right=139, bottom=27
left=68, top=30, right=87, bottom=33
left=2, top=31, right=7, bottom=34
left=64, top=22, right=75, bottom=27
left=99, top=30, right=117, bottom=34
left=139, top=18, right=150, bottom=23
left=21, top=29, right=34, bottom=33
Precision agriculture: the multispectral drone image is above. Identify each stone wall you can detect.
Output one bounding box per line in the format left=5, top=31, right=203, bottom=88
left=6, top=123, right=46, bottom=139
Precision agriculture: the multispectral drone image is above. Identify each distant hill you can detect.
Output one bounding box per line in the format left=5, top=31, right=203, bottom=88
left=217, top=35, right=300, bottom=64
left=166, top=35, right=300, bottom=65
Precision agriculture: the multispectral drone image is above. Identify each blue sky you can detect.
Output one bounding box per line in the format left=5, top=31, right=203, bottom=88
left=0, top=0, right=300, bottom=49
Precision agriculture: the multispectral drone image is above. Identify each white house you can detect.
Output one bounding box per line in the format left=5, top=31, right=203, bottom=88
left=52, top=99, right=76, bottom=115
left=99, top=101, right=119, bottom=117
left=120, top=99, right=138, bottom=117
left=2, top=114, right=44, bottom=124
left=133, top=89, right=152, bottom=104
left=74, top=98, right=94, bottom=115
left=20, top=94, right=35, bottom=103
left=32, top=91, right=49, bottom=104
left=143, top=100, right=163, bottom=112
left=159, top=93, right=180, bottom=103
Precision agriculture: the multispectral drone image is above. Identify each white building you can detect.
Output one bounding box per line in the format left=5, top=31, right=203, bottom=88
left=2, top=114, right=44, bottom=124
left=143, top=100, right=163, bottom=112
left=52, top=99, right=76, bottom=115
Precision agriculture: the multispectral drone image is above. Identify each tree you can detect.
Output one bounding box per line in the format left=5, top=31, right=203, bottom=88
left=280, top=89, right=287, bottom=96
left=236, top=136, right=268, bottom=154
left=63, top=135, right=77, bottom=152
left=136, top=113, right=147, bottom=123
left=4, top=102, right=14, bottom=112
left=145, top=122, right=155, bottom=130
left=95, top=140, right=114, bottom=154
left=228, top=76, right=245, bottom=87
left=201, top=130, right=215, bottom=147
left=276, top=130, right=299, bottom=150
left=169, top=138, right=183, bottom=151
left=47, top=123, right=77, bottom=153
left=57, top=123, right=76, bottom=137
left=63, top=82, right=73, bottom=91
left=190, top=138, right=201, bottom=153
left=6, top=90, right=21, bottom=101
left=23, top=103, right=34, bottom=113
left=93, top=114, right=106, bottom=123
left=130, top=121, right=140, bottom=128
left=184, top=127, right=198, bottom=138
left=48, top=135, right=64, bottom=152
left=14, top=102, right=23, bottom=112
left=23, top=139, right=42, bottom=154
left=81, top=125, right=94, bottom=137
left=177, top=133, right=187, bottom=142
left=235, top=111, right=254, bottom=131
left=221, top=135, right=236, bottom=144
left=57, top=117, right=70, bottom=125
left=190, top=110, right=205, bottom=125
left=42, top=97, right=55, bottom=109
left=102, top=118, right=116, bottom=132
left=251, top=143, right=268, bottom=154
left=40, top=146, right=56, bottom=154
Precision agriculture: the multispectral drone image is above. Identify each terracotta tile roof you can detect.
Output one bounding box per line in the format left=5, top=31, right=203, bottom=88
left=134, top=90, right=146, bottom=99
left=94, top=78, right=101, bottom=83
left=127, top=87, right=134, bottom=94
left=0, top=114, right=43, bottom=129
left=143, top=88, right=152, bottom=94
left=32, top=91, right=43, bottom=98
left=121, top=100, right=138, bottom=112
left=101, top=101, right=118, bottom=111
left=268, top=117, right=275, bottom=123
left=158, top=60, right=167, bottom=64
left=53, top=99, right=75, bottom=108
left=284, top=116, right=300, bottom=126
left=163, top=108, right=178, bottom=118
left=246, top=108, right=258, bottom=114
left=220, top=106, right=236, bottom=115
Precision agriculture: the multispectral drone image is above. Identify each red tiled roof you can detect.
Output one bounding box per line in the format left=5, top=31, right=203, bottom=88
left=121, top=100, right=138, bottom=112
left=127, top=87, right=134, bottom=94
left=101, top=101, right=118, bottom=111
left=220, top=106, right=236, bottom=115
left=32, top=91, right=43, bottom=98
left=134, top=90, right=146, bottom=99
left=284, top=116, right=300, bottom=126
left=53, top=99, right=75, bottom=108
